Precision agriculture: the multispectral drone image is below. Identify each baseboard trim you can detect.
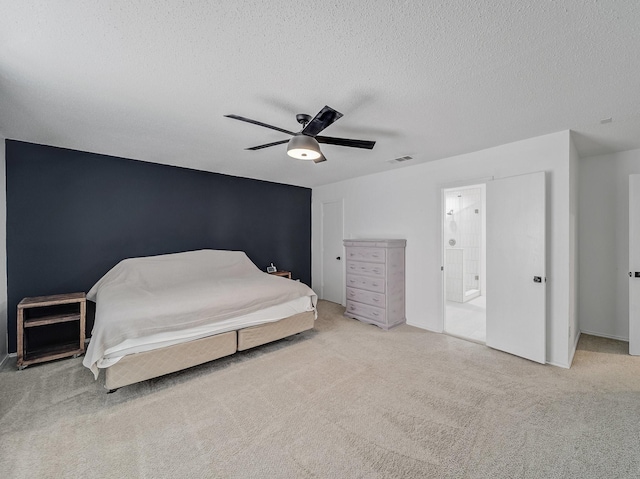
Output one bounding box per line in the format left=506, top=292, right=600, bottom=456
left=0, top=352, right=15, bottom=367
left=406, top=320, right=440, bottom=333
left=568, top=331, right=581, bottom=367
left=580, top=329, right=629, bottom=342
left=443, top=331, right=486, bottom=346
left=546, top=359, right=570, bottom=369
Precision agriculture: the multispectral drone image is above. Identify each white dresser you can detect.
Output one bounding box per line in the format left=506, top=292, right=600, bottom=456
left=343, top=239, right=406, bottom=330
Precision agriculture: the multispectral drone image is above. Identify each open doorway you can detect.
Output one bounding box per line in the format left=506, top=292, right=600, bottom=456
left=443, top=184, right=486, bottom=343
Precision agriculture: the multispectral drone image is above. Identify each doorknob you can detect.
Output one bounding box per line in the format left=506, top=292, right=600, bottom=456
left=632, top=272, right=640, bottom=277
left=533, top=276, right=542, bottom=283
left=336, top=256, right=341, bottom=260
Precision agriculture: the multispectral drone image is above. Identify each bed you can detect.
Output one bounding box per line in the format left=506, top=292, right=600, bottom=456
left=82, top=249, right=317, bottom=391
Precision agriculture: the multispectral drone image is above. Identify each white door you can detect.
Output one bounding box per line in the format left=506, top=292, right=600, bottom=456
left=629, top=175, right=640, bottom=355
left=486, top=172, right=546, bottom=363
left=321, top=200, right=344, bottom=304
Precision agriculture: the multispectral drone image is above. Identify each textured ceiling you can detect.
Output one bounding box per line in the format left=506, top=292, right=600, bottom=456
left=1, top=1, right=639, bottom=187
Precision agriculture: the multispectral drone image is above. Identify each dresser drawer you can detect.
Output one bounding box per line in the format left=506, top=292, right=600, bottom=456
left=346, top=261, right=385, bottom=278
left=346, top=247, right=386, bottom=264
left=346, top=287, right=385, bottom=307
left=346, top=275, right=385, bottom=293
left=345, top=301, right=386, bottom=325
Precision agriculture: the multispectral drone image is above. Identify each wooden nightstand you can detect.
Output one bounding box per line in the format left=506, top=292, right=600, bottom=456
left=17, top=292, right=86, bottom=369
left=269, top=270, right=292, bottom=279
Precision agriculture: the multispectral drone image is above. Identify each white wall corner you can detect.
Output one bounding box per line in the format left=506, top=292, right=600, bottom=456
left=568, top=131, right=580, bottom=362
left=568, top=330, right=581, bottom=368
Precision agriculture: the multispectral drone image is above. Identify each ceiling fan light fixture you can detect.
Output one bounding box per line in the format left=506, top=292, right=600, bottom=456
left=287, top=134, right=322, bottom=160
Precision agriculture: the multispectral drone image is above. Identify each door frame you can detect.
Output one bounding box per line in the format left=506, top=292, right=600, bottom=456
left=630, top=175, right=640, bottom=355
left=320, top=198, right=345, bottom=305
left=439, top=177, right=493, bottom=333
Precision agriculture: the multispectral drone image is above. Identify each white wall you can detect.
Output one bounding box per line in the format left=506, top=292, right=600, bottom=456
left=313, top=131, right=573, bottom=367
left=578, top=148, right=640, bottom=341
left=0, top=137, right=7, bottom=364
left=569, top=134, right=580, bottom=363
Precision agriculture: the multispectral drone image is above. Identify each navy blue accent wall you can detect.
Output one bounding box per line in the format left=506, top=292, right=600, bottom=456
left=5, top=140, right=311, bottom=353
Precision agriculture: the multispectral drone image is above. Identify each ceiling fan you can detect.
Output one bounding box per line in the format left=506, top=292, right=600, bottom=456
left=224, top=105, right=375, bottom=163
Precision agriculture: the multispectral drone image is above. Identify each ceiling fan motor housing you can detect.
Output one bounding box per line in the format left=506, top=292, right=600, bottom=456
left=296, top=113, right=312, bottom=126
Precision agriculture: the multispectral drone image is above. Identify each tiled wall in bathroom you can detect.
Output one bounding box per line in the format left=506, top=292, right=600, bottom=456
left=445, top=248, right=464, bottom=302
left=445, top=187, right=482, bottom=301
left=460, top=188, right=481, bottom=293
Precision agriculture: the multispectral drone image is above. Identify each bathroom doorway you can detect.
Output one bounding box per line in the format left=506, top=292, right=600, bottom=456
left=443, top=184, right=486, bottom=343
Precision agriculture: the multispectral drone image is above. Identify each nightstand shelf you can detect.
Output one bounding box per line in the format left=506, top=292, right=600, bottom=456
left=17, top=292, right=86, bottom=369
left=24, top=313, right=82, bottom=328
left=23, top=341, right=84, bottom=364
left=269, top=270, right=292, bottom=279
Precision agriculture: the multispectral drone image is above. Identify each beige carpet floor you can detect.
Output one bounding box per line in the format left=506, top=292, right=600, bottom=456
left=1, top=300, right=640, bottom=478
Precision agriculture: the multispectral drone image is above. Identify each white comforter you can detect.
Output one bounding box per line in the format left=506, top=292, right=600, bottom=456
left=83, top=249, right=317, bottom=377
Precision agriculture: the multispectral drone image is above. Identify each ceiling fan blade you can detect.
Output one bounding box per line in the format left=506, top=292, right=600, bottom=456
left=316, top=136, right=376, bottom=149
left=313, top=154, right=327, bottom=164
left=301, top=106, right=343, bottom=136
left=245, top=139, right=290, bottom=150
left=224, top=114, right=296, bottom=136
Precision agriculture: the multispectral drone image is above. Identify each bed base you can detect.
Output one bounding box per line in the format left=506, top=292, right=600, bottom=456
left=103, top=311, right=315, bottom=391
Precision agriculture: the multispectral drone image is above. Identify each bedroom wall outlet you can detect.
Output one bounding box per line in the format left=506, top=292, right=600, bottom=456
left=267, top=263, right=277, bottom=273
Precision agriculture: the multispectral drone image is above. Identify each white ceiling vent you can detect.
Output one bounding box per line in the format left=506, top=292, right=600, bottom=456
left=389, top=155, right=413, bottom=163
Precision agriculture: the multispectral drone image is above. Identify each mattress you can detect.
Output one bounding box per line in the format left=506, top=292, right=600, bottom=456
left=83, top=250, right=317, bottom=378
left=99, top=295, right=314, bottom=368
